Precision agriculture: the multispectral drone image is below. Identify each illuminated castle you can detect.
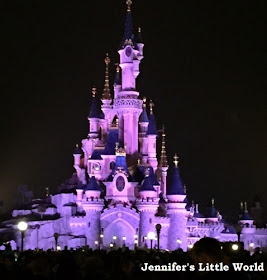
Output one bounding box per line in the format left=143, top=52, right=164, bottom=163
left=5, top=0, right=267, bottom=252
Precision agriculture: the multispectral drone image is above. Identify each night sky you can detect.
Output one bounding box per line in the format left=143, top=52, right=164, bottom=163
left=1, top=1, right=266, bottom=222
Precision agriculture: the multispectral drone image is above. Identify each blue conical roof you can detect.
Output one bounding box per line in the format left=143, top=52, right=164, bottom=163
left=140, top=175, right=156, bottom=192
left=88, top=96, right=104, bottom=119
left=241, top=211, right=253, bottom=220
left=120, top=7, right=137, bottom=49
left=209, top=205, right=217, bottom=218
left=147, top=113, right=158, bottom=135
left=85, top=175, right=101, bottom=191
left=73, top=144, right=83, bottom=155
left=139, top=106, right=149, bottom=123
left=114, top=67, right=121, bottom=85
left=167, top=167, right=185, bottom=195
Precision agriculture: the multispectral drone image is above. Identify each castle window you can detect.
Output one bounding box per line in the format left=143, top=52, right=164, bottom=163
left=149, top=218, right=152, bottom=224
left=110, top=161, right=115, bottom=170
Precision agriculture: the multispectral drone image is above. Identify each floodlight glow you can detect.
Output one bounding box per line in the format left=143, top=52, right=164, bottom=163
left=95, top=241, right=98, bottom=245
left=147, top=232, right=156, bottom=240
left=232, top=244, right=239, bottom=251
left=122, top=236, right=126, bottom=241
left=177, top=239, right=182, bottom=244
left=249, top=243, right=254, bottom=247
left=56, top=245, right=61, bottom=251
left=188, top=244, right=193, bottom=249
left=113, top=235, right=117, bottom=240
left=110, top=243, right=114, bottom=247
left=18, top=221, right=28, bottom=231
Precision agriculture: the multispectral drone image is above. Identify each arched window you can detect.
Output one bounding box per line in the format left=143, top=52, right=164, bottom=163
left=110, top=161, right=115, bottom=170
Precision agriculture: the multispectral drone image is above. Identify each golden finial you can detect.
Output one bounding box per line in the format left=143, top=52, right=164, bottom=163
left=184, top=184, right=187, bottom=194
left=173, top=154, right=179, bottom=167
left=159, top=125, right=168, bottom=167
left=126, top=0, right=132, bottom=11
left=137, top=158, right=140, bottom=166
left=149, top=100, right=154, bottom=114
left=138, top=27, right=141, bottom=33
left=142, top=97, right=147, bottom=108
left=104, top=53, right=110, bottom=65
left=92, top=86, right=96, bottom=97
left=240, top=201, right=243, bottom=210
left=212, top=198, right=215, bottom=205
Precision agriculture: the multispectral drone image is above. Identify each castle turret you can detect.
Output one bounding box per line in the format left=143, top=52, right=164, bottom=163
left=113, top=64, right=121, bottom=99
left=139, top=97, right=149, bottom=162
left=239, top=201, right=256, bottom=250
left=83, top=174, right=104, bottom=248
left=147, top=100, right=158, bottom=170
left=167, top=155, right=187, bottom=251
left=88, top=87, right=103, bottom=139
left=73, top=144, right=82, bottom=167
left=136, top=168, right=159, bottom=247
left=114, top=0, right=142, bottom=155
left=158, top=126, right=169, bottom=198
left=101, top=54, right=113, bottom=132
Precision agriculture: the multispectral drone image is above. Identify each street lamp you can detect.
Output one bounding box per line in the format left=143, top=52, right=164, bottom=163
left=122, top=236, right=126, bottom=246
left=232, top=243, right=239, bottom=251
left=18, top=221, right=28, bottom=251
left=147, top=232, right=155, bottom=250
left=155, top=224, right=162, bottom=251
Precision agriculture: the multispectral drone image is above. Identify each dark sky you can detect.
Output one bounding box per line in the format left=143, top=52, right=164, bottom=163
left=1, top=1, right=266, bottom=222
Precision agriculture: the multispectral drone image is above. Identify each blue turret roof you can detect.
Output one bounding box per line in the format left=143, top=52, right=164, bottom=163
left=90, top=149, right=103, bottom=160
left=147, top=113, right=158, bottom=135
left=209, top=204, right=217, bottom=218
left=167, top=167, right=185, bottom=195
left=241, top=211, right=253, bottom=220
left=140, top=175, right=156, bottom=192
left=88, top=96, right=104, bottom=119
left=107, top=153, right=132, bottom=181
left=133, top=165, right=159, bottom=185
left=103, top=129, right=121, bottom=155
left=120, top=5, right=137, bottom=49
left=85, top=175, right=101, bottom=191
left=73, top=144, right=83, bottom=155
left=114, top=67, right=121, bottom=85
left=139, top=106, right=149, bottom=123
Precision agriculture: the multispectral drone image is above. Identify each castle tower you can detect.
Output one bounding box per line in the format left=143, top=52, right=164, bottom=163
left=158, top=126, right=169, bottom=198
left=114, top=0, right=143, bottom=155
left=113, top=64, right=121, bottom=99
left=139, top=97, right=149, bottom=162
left=101, top=54, right=113, bottom=134
left=147, top=100, right=158, bottom=170
left=239, top=201, right=256, bottom=250
left=136, top=168, right=159, bottom=247
left=83, top=174, right=104, bottom=248
left=167, top=155, right=187, bottom=251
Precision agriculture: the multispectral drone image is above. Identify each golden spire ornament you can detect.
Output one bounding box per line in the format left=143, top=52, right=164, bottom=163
left=159, top=125, right=168, bottom=167
left=92, top=86, right=96, bottom=97
left=126, top=0, right=132, bottom=11
left=173, top=153, right=179, bottom=167
left=102, top=53, right=111, bottom=100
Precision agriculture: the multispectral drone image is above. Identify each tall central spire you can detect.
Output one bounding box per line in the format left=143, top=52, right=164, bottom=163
left=121, top=0, right=135, bottom=48
left=102, top=53, right=111, bottom=100
left=159, top=125, right=168, bottom=167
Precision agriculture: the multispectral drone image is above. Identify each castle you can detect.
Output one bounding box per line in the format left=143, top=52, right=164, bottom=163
left=2, top=0, right=267, bottom=252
